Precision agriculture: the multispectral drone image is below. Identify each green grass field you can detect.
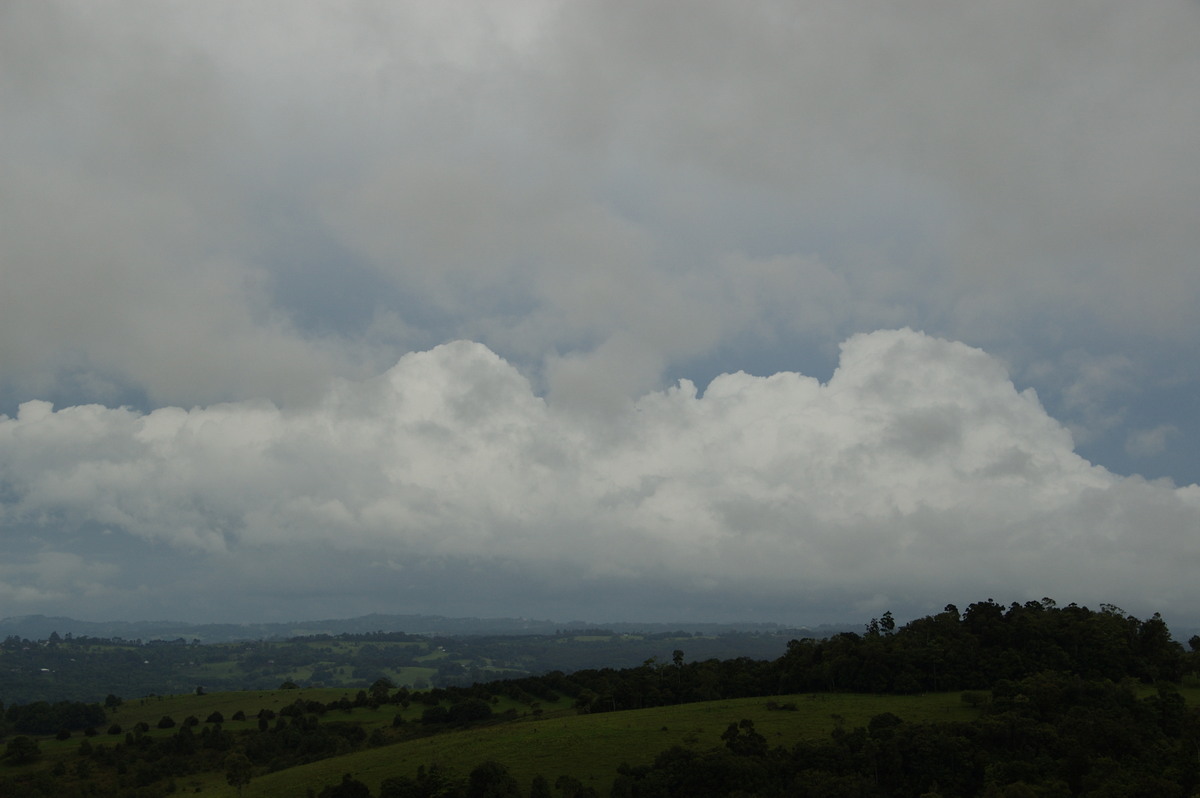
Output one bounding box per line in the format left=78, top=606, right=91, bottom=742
left=17, top=684, right=1200, bottom=797
left=188, top=690, right=977, bottom=797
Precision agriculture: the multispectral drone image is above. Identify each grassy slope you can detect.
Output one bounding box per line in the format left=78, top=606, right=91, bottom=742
left=220, top=691, right=978, bottom=798
left=18, top=685, right=1200, bottom=797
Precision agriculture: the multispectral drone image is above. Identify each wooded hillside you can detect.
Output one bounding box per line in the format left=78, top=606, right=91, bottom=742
left=2, top=598, right=1197, bottom=797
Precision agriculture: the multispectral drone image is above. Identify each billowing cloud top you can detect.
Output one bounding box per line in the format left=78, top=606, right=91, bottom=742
left=3, top=330, right=1197, bottom=624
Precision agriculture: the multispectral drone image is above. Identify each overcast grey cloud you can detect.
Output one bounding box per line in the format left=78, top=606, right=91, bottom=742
left=1, top=1, right=1198, bottom=626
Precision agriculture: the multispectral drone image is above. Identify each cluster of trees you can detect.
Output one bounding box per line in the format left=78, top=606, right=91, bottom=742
left=491, top=600, right=1190, bottom=716
left=302, top=763, right=566, bottom=798
left=1, top=700, right=107, bottom=736
left=306, top=763, right=549, bottom=798
left=611, top=676, right=1200, bottom=797
left=776, top=599, right=1186, bottom=694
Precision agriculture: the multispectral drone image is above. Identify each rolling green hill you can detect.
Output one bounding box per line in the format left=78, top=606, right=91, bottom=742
left=221, top=691, right=980, bottom=797
left=5, top=599, right=1200, bottom=796
left=3, top=686, right=984, bottom=797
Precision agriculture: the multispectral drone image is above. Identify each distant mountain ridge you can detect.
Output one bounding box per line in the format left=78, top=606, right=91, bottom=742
left=0, top=612, right=838, bottom=644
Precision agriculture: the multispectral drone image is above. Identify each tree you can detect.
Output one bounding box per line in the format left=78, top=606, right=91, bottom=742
left=721, top=719, right=768, bottom=757
left=319, top=773, right=371, bottom=798
left=447, top=697, right=493, bottom=724
left=555, top=775, right=584, bottom=797
left=224, top=753, right=253, bottom=796
left=4, top=735, right=41, bottom=765
left=381, top=764, right=461, bottom=798
left=370, top=676, right=396, bottom=703
left=467, top=761, right=521, bottom=798
left=529, top=774, right=552, bottom=798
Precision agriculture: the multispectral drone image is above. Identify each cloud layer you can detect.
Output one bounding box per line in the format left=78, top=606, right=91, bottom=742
left=2, top=2, right=1199, bottom=624
left=2, top=2, right=1199, bottom=482
left=3, top=330, right=1197, bottom=624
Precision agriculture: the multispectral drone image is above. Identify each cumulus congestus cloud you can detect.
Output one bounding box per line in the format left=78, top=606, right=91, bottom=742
left=3, top=330, right=1196, bottom=623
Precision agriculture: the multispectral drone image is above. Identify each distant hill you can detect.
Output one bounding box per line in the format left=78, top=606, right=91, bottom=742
left=0, top=612, right=845, bottom=643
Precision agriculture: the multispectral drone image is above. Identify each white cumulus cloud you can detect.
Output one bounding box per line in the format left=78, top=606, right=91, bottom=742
left=2, top=329, right=1196, bottom=624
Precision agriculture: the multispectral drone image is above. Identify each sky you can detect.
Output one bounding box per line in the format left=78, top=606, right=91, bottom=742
left=1, top=1, right=1199, bottom=629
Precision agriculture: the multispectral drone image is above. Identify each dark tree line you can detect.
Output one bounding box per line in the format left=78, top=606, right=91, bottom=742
left=492, top=600, right=1188, bottom=717
left=774, top=599, right=1185, bottom=695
